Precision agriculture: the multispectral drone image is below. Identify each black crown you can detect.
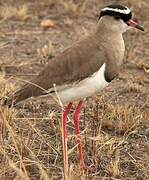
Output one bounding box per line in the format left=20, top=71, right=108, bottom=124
left=99, top=4, right=132, bottom=23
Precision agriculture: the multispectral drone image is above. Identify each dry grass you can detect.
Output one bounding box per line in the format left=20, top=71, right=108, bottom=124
left=0, top=92, right=148, bottom=179
left=43, top=0, right=87, bottom=17
left=0, top=108, right=58, bottom=179
left=0, top=4, right=29, bottom=21
left=37, top=41, right=56, bottom=64
left=0, top=76, right=15, bottom=100
left=59, top=0, right=87, bottom=17
left=93, top=97, right=144, bottom=134
left=122, top=81, right=143, bottom=93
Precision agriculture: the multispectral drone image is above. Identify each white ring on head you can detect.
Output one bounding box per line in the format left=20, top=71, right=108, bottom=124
left=101, top=7, right=131, bottom=14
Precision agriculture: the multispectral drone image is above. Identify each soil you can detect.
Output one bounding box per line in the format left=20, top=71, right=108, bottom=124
left=0, top=0, right=148, bottom=179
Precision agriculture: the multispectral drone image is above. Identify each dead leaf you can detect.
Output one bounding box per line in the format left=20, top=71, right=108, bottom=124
left=40, top=19, right=55, bottom=29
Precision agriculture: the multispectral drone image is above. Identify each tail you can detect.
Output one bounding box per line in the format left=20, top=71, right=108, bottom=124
left=2, top=83, right=45, bottom=108
left=2, top=87, right=33, bottom=108
left=2, top=97, right=13, bottom=108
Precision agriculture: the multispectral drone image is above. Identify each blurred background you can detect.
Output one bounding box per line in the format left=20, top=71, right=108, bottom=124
left=0, top=0, right=148, bottom=179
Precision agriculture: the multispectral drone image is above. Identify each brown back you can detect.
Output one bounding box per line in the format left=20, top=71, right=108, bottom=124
left=13, top=35, right=107, bottom=103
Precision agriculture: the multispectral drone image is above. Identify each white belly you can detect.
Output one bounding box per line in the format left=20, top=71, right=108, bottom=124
left=51, top=63, right=109, bottom=104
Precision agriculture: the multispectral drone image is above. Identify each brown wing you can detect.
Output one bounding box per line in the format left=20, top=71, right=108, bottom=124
left=13, top=35, right=106, bottom=103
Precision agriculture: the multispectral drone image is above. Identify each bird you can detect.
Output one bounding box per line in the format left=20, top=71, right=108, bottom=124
left=3, top=4, right=144, bottom=172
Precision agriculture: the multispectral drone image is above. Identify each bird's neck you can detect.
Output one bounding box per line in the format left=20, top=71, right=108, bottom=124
left=95, top=19, right=124, bottom=37
left=94, top=21, right=125, bottom=67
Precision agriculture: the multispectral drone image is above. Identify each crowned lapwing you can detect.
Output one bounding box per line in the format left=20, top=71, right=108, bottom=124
left=3, top=4, right=144, bottom=172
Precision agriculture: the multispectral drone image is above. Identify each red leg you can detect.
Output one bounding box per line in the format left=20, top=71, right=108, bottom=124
left=74, top=100, right=85, bottom=170
left=62, top=102, right=73, bottom=175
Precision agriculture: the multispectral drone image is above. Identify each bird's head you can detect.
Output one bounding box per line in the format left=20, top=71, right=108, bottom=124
left=99, top=4, right=144, bottom=33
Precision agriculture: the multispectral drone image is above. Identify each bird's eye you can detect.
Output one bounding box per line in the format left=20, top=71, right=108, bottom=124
left=114, top=16, right=120, bottom=20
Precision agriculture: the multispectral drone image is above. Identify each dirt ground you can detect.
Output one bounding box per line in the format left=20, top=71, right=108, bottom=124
left=0, top=0, right=148, bottom=179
